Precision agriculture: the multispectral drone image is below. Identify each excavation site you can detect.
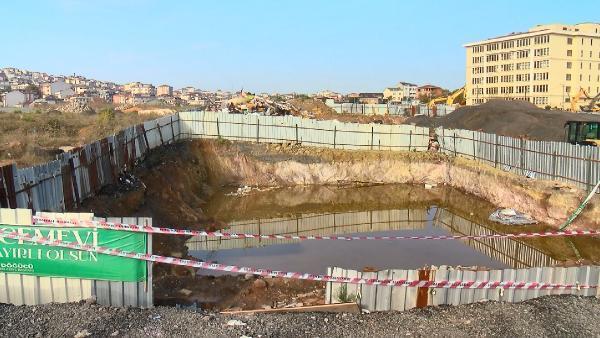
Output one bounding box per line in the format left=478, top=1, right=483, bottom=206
left=76, top=133, right=600, bottom=311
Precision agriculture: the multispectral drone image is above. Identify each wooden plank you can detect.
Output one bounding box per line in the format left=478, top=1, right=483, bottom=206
left=221, top=302, right=360, bottom=314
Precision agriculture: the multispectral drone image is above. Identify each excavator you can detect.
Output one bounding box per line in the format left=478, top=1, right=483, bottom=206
left=427, top=86, right=466, bottom=109
left=570, top=87, right=600, bottom=113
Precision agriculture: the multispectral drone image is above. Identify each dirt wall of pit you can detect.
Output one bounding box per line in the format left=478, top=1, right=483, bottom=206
left=196, top=140, right=600, bottom=229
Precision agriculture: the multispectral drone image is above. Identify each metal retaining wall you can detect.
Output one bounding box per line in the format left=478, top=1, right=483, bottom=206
left=326, top=265, right=600, bottom=312
left=0, top=114, right=181, bottom=212
left=178, top=111, right=431, bottom=151
left=436, top=127, right=600, bottom=191
left=0, top=208, right=153, bottom=307
left=326, top=103, right=456, bottom=117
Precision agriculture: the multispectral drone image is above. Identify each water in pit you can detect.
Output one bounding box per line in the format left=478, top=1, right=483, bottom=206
left=186, top=185, right=600, bottom=276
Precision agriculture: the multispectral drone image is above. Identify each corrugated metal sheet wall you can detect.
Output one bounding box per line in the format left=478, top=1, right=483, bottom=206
left=326, top=265, right=600, bottom=312
left=178, top=111, right=430, bottom=151
left=435, top=127, right=600, bottom=191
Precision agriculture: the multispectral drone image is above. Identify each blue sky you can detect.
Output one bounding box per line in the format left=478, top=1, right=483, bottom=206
left=2, top=0, right=598, bottom=93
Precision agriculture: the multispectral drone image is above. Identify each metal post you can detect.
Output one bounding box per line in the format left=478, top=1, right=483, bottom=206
left=519, top=138, right=525, bottom=175
left=333, top=126, right=337, bottom=149
left=371, top=127, right=374, bottom=150
left=295, top=124, right=298, bottom=143
left=453, top=133, right=457, bottom=157
left=586, top=148, right=593, bottom=192
left=551, top=151, right=557, bottom=180
left=216, top=118, right=220, bottom=138
left=409, top=130, right=412, bottom=151
left=256, top=118, right=260, bottom=143
left=472, top=130, right=476, bottom=160
left=494, top=134, right=499, bottom=168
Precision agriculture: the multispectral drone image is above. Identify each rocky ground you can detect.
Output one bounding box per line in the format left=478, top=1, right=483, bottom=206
left=1, top=295, right=599, bottom=337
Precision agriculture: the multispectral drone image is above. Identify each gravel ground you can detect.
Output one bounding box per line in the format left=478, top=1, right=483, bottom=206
left=1, top=295, right=599, bottom=337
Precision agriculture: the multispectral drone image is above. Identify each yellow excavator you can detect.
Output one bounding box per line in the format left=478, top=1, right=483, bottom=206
left=570, top=87, right=600, bottom=112
left=427, top=86, right=466, bottom=109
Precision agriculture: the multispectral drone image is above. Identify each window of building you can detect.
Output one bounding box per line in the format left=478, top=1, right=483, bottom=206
left=533, top=72, right=548, bottom=81
left=567, top=50, right=572, bottom=56
left=515, top=62, right=530, bottom=70
left=534, top=48, right=549, bottom=57
left=566, top=74, right=571, bottom=81
left=565, top=86, right=571, bottom=93
left=533, top=60, right=549, bottom=68
left=534, top=35, right=549, bottom=44
left=567, top=61, right=572, bottom=69
left=516, top=50, right=530, bottom=58
left=567, top=37, right=573, bottom=45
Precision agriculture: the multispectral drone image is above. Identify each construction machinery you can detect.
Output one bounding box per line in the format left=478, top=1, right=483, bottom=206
left=427, top=86, right=466, bottom=109
left=564, top=120, right=600, bottom=146
left=569, top=87, right=600, bottom=112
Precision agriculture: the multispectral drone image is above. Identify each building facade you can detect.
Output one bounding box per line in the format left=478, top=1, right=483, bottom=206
left=383, top=82, right=418, bottom=102
left=157, top=84, right=173, bottom=97
left=465, top=23, right=600, bottom=108
left=417, top=85, right=444, bottom=98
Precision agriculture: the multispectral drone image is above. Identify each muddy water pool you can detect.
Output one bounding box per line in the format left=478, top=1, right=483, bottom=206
left=187, top=185, right=600, bottom=276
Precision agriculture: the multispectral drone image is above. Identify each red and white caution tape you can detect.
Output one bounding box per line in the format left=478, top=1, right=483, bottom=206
left=31, top=215, right=600, bottom=242
left=0, top=227, right=595, bottom=290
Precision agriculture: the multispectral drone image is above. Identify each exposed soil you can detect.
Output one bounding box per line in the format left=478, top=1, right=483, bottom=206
left=2, top=295, right=600, bottom=337
left=406, top=100, right=600, bottom=141
left=198, top=139, right=599, bottom=229
left=74, top=139, right=600, bottom=310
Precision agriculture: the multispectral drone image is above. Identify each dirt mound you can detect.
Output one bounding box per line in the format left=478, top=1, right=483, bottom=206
left=407, top=100, right=600, bottom=141
left=290, top=98, right=407, bottom=124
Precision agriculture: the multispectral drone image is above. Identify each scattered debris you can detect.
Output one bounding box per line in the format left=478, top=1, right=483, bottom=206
left=489, top=208, right=537, bottom=225
left=226, top=319, right=247, bottom=327
left=226, top=185, right=276, bottom=197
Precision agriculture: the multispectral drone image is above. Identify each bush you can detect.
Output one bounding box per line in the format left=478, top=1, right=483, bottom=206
left=544, top=105, right=551, bottom=110
left=97, top=108, right=116, bottom=124
left=336, top=284, right=357, bottom=303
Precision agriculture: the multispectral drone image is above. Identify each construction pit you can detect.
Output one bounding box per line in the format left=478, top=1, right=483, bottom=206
left=76, top=139, right=600, bottom=311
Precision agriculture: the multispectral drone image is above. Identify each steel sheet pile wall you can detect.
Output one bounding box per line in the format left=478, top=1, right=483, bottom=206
left=179, top=111, right=430, bottom=151
left=0, top=208, right=152, bottom=307
left=186, top=209, right=428, bottom=251
left=326, top=265, right=600, bottom=312
left=436, top=127, right=600, bottom=190
left=433, top=209, right=558, bottom=268
left=0, top=115, right=180, bottom=212
left=326, top=103, right=455, bottom=117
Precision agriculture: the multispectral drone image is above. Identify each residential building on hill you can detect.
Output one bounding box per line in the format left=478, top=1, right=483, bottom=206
left=417, top=84, right=444, bottom=98
left=465, top=22, right=600, bottom=108
left=383, top=82, right=418, bottom=102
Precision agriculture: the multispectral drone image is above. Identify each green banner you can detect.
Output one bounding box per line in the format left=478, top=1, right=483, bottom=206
left=0, top=225, right=147, bottom=282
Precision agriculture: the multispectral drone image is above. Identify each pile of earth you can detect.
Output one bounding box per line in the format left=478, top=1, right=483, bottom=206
left=407, top=100, right=600, bottom=141
left=290, top=98, right=406, bottom=124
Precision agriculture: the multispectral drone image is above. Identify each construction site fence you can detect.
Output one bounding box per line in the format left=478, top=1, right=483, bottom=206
left=435, top=127, right=600, bottom=191
left=178, top=111, right=431, bottom=151
left=0, top=208, right=153, bottom=308
left=0, top=114, right=181, bottom=212
left=326, top=102, right=456, bottom=117
left=326, top=265, right=600, bottom=312
left=0, top=110, right=597, bottom=213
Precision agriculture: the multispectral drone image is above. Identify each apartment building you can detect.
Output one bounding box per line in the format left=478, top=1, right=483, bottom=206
left=383, top=82, right=418, bottom=102
left=157, top=84, right=173, bottom=97
left=465, top=23, right=600, bottom=108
